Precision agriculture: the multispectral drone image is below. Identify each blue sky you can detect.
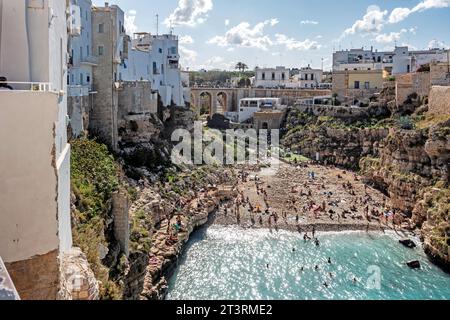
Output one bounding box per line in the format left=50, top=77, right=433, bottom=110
left=92, top=0, right=450, bottom=71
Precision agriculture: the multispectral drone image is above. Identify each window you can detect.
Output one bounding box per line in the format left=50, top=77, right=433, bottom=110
left=364, top=82, right=370, bottom=89
left=170, top=47, right=177, bottom=55
left=282, top=73, right=285, bottom=81
left=262, top=73, right=265, bottom=80
left=354, top=81, right=360, bottom=89
left=98, top=23, right=104, bottom=33
left=98, top=46, right=104, bottom=56
left=159, top=48, right=163, bottom=54
left=272, top=72, right=275, bottom=80
left=153, top=62, right=158, bottom=74
left=80, top=46, right=83, bottom=60
left=87, top=45, right=90, bottom=56
left=87, top=75, right=91, bottom=83
left=305, top=74, right=308, bottom=80
left=311, top=74, right=314, bottom=81
left=80, top=73, right=83, bottom=85
left=161, top=64, right=164, bottom=75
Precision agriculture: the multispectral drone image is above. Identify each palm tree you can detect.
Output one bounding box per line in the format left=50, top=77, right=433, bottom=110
left=235, top=62, right=249, bottom=73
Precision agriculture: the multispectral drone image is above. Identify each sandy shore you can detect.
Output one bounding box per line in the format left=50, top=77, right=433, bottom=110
left=212, top=161, right=415, bottom=237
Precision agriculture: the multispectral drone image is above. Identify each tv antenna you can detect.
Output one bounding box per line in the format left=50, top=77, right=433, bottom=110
left=156, top=14, right=159, bottom=35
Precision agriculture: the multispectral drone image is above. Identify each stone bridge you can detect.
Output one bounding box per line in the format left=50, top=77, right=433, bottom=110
left=190, top=87, right=331, bottom=115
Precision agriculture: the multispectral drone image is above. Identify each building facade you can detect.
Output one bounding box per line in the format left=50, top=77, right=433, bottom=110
left=332, top=70, right=384, bottom=102
left=68, top=0, right=97, bottom=137
left=297, top=65, right=323, bottom=88
left=0, top=0, right=72, bottom=299
left=121, top=32, right=186, bottom=107
left=334, top=46, right=450, bottom=75
left=90, top=3, right=126, bottom=150
left=254, top=66, right=290, bottom=88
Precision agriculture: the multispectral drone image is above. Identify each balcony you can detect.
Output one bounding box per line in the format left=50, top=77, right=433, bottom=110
left=80, top=55, right=98, bottom=66
left=0, top=81, right=52, bottom=92
left=68, top=85, right=92, bottom=97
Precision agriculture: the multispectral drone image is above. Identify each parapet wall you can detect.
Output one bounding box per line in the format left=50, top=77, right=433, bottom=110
left=428, top=86, right=450, bottom=116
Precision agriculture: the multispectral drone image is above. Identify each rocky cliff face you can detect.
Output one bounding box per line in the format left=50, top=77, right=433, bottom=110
left=284, top=126, right=388, bottom=169
left=283, top=105, right=449, bottom=269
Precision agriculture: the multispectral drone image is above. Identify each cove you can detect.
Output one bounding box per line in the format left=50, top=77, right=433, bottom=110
left=167, top=226, right=450, bottom=300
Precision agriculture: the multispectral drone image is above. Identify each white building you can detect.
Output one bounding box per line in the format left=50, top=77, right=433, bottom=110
left=297, top=65, right=323, bottom=88
left=0, top=0, right=72, bottom=299
left=120, top=32, right=186, bottom=107
left=68, top=0, right=97, bottom=136
left=392, top=46, right=450, bottom=74
left=334, top=46, right=450, bottom=75
left=333, top=47, right=395, bottom=72
left=254, top=66, right=290, bottom=88
left=224, top=98, right=284, bottom=123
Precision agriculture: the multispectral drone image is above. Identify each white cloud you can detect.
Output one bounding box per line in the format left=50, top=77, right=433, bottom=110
left=301, top=20, right=319, bottom=25
left=207, top=20, right=276, bottom=50
left=388, top=7, right=412, bottom=23
left=374, top=29, right=408, bottom=44
left=164, top=0, right=213, bottom=27
left=428, top=39, right=450, bottom=49
left=225, top=19, right=230, bottom=26
left=316, top=35, right=323, bottom=39
left=125, top=10, right=138, bottom=35
left=179, top=45, right=198, bottom=67
left=179, top=35, right=194, bottom=44
left=343, top=5, right=388, bottom=36
left=269, top=18, right=279, bottom=26
left=200, top=56, right=235, bottom=70
left=275, top=34, right=322, bottom=51
left=389, top=0, right=450, bottom=24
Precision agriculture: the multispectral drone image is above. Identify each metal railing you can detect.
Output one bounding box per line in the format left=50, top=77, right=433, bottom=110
left=80, top=55, right=98, bottom=65
left=68, top=85, right=91, bottom=97
left=0, top=81, right=52, bottom=92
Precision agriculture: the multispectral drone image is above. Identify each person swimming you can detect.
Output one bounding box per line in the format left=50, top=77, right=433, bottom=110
left=327, top=257, right=332, bottom=264
left=315, top=265, right=319, bottom=271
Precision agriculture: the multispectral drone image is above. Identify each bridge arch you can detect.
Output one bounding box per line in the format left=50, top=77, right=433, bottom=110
left=216, top=91, right=228, bottom=114
left=199, top=91, right=213, bottom=117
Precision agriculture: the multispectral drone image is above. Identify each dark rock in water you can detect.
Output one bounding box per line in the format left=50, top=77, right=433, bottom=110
left=399, top=238, right=417, bottom=249
left=406, top=260, right=421, bottom=269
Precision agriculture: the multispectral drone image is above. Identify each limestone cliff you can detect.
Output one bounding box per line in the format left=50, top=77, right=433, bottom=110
left=282, top=105, right=449, bottom=269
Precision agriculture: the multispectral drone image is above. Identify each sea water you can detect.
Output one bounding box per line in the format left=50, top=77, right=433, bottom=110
left=167, top=226, right=450, bottom=300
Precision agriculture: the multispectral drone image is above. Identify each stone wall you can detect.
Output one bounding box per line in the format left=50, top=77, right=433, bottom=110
left=58, top=248, right=99, bottom=300
left=253, top=111, right=285, bottom=130
left=5, top=250, right=59, bottom=300
left=112, top=191, right=130, bottom=257
left=68, top=95, right=91, bottom=138
left=395, top=72, right=431, bottom=106
left=118, top=81, right=158, bottom=119
left=428, top=86, right=450, bottom=116
left=430, top=62, right=450, bottom=86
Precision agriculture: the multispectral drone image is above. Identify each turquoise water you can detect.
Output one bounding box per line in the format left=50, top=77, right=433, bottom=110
left=167, top=226, right=450, bottom=300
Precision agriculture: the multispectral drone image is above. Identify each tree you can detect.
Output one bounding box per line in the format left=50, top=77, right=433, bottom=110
left=235, top=62, right=249, bottom=73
